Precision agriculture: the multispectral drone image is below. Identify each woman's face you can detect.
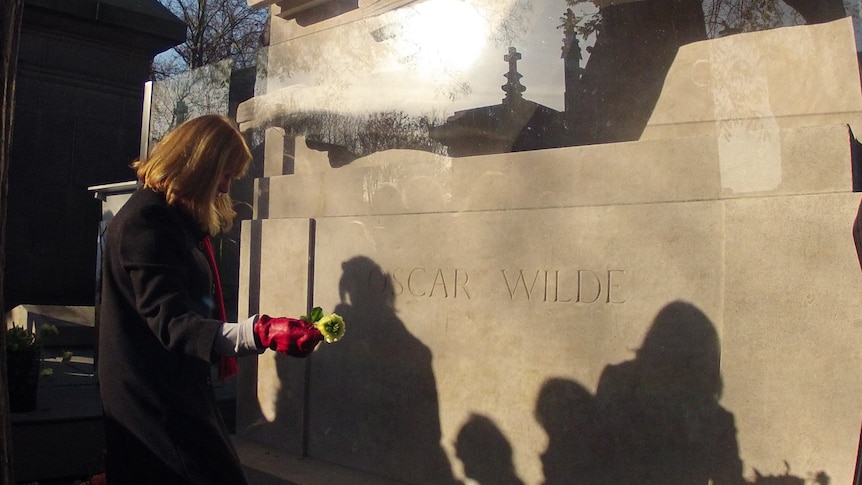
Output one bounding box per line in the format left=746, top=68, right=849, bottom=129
left=217, top=172, right=233, bottom=195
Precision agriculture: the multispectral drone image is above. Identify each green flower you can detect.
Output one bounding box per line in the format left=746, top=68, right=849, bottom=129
left=315, top=313, right=346, bottom=343
left=301, top=307, right=346, bottom=344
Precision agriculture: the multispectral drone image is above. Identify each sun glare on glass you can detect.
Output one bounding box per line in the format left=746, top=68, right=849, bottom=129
left=400, top=0, right=488, bottom=75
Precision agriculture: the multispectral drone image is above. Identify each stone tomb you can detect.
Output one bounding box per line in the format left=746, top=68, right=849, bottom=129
left=235, top=19, right=862, bottom=485
left=237, top=125, right=862, bottom=483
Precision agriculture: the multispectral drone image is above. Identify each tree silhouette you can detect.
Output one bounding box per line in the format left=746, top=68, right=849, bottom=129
left=153, top=0, right=267, bottom=78
left=562, top=0, right=845, bottom=42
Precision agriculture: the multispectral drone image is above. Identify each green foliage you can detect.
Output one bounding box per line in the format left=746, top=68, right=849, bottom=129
left=301, top=307, right=325, bottom=323
left=5, top=323, right=58, bottom=352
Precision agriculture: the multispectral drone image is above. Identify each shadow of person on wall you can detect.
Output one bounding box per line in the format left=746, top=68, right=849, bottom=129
left=308, top=255, right=462, bottom=485
left=594, top=300, right=746, bottom=485
left=535, top=378, right=606, bottom=485
left=455, top=413, right=525, bottom=485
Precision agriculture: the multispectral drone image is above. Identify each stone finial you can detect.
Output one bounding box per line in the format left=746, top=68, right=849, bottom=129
left=502, top=46, right=526, bottom=103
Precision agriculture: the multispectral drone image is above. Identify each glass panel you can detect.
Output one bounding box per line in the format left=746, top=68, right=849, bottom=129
left=150, top=59, right=233, bottom=143
left=236, top=0, right=860, bottom=162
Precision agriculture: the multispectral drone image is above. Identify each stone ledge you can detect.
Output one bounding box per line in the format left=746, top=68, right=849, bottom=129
left=234, top=437, right=405, bottom=485
left=5, top=304, right=96, bottom=347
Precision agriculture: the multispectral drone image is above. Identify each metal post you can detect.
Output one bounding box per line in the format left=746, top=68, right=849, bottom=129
left=140, top=81, right=153, bottom=160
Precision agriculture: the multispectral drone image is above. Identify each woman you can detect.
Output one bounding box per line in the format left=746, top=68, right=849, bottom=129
left=98, top=114, right=322, bottom=484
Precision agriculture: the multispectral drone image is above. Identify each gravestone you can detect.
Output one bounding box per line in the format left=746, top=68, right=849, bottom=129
left=235, top=6, right=862, bottom=484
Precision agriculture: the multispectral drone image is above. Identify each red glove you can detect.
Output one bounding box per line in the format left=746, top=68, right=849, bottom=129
left=254, top=315, right=323, bottom=357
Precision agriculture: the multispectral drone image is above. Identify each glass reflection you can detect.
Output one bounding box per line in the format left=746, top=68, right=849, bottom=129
left=232, top=0, right=858, bottom=164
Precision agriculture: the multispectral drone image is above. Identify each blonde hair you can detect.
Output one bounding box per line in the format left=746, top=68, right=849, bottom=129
left=134, top=115, right=252, bottom=235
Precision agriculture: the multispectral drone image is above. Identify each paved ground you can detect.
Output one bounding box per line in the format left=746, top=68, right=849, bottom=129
left=10, top=347, right=104, bottom=484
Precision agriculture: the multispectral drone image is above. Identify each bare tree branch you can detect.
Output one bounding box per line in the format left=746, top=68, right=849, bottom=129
left=153, top=0, right=267, bottom=78
left=562, top=0, right=817, bottom=41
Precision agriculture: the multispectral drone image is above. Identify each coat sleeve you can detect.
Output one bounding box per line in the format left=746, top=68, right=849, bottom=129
left=116, top=202, right=222, bottom=361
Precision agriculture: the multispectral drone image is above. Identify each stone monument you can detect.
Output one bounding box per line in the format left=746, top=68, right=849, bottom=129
left=234, top=2, right=862, bottom=483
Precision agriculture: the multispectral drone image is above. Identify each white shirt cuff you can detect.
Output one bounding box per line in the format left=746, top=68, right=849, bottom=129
left=214, top=315, right=262, bottom=357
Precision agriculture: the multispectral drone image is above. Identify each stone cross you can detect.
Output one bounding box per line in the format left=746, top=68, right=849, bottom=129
left=505, top=46, right=521, bottom=73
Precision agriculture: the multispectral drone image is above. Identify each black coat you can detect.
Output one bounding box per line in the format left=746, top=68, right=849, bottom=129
left=98, top=188, right=247, bottom=484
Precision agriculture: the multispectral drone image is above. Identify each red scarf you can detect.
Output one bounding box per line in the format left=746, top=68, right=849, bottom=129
left=203, top=236, right=238, bottom=380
